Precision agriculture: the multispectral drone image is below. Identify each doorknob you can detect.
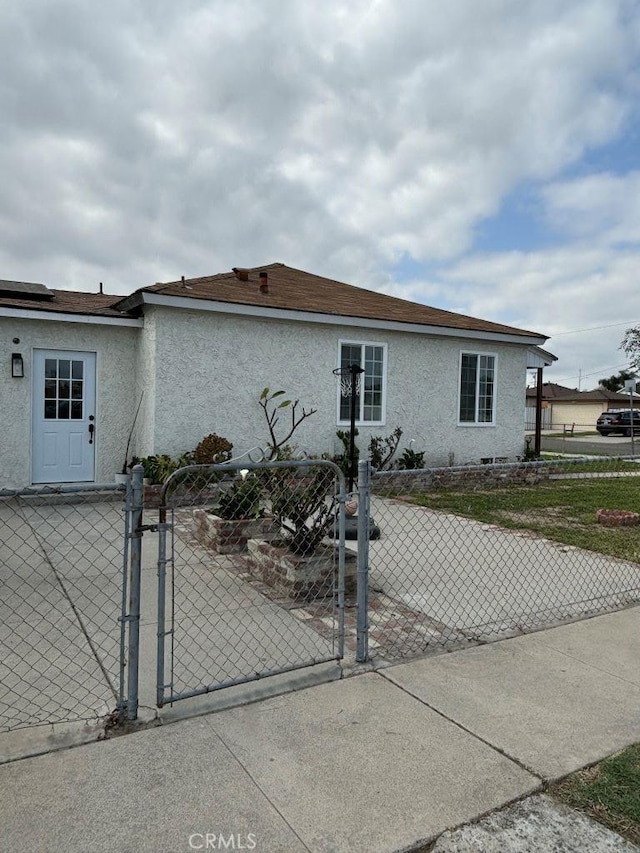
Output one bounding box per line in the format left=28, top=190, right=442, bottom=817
left=89, top=415, right=95, bottom=445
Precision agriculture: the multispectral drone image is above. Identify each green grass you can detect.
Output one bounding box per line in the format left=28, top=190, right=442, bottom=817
left=551, top=744, right=640, bottom=845
left=409, top=474, right=640, bottom=562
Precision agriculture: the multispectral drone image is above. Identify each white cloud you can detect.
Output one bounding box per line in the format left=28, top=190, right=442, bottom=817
left=541, top=171, right=640, bottom=245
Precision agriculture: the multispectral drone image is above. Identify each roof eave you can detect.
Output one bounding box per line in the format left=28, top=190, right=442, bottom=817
left=138, top=291, right=548, bottom=346
left=0, top=304, right=143, bottom=327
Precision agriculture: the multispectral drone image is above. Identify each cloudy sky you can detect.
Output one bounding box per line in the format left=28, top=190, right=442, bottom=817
left=2, top=0, right=640, bottom=388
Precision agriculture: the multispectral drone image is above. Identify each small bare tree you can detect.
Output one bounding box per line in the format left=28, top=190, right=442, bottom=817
left=258, top=388, right=317, bottom=460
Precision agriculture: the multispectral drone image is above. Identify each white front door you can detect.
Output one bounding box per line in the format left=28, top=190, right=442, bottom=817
left=32, top=349, right=96, bottom=483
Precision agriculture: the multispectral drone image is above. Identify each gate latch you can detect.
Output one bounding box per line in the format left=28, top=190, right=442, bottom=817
left=136, top=522, right=172, bottom=533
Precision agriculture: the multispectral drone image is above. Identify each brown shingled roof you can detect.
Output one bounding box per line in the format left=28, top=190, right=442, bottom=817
left=118, top=263, right=545, bottom=339
left=0, top=288, right=126, bottom=318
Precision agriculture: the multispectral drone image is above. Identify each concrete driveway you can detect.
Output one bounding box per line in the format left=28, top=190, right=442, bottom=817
left=0, top=495, right=341, bottom=755
left=540, top=432, right=639, bottom=456
left=0, top=495, right=123, bottom=736
left=368, top=495, right=640, bottom=655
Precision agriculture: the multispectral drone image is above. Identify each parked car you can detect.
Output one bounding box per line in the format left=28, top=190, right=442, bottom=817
left=596, top=409, right=640, bottom=436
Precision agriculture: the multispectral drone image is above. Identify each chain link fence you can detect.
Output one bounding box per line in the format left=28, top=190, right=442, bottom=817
left=365, top=455, right=640, bottom=661
left=0, top=485, right=127, bottom=731
left=153, top=460, right=347, bottom=707
left=4, top=453, right=640, bottom=732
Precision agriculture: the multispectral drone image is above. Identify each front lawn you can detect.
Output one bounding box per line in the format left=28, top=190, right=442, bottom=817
left=410, top=473, right=640, bottom=563
left=551, top=744, right=640, bottom=845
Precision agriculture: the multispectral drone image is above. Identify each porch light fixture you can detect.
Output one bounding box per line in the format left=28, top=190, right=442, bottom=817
left=11, top=352, right=24, bottom=378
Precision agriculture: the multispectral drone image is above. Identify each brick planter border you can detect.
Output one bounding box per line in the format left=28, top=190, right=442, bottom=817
left=596, top=509, right=640, bottom=527
left=192, top=509, right=277, bottom=554
left=246, top=538, right=357, bottom=602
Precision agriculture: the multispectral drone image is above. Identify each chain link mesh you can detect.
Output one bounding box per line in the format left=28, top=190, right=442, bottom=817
left=153, top=461, right=346, bottom=705
left=367, top=456, right=640, bottom=661
left=0, top=486, right=126, bottom=731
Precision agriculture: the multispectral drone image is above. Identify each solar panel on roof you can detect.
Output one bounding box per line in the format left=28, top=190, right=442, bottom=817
left=0, top=280, right=54, bottom=300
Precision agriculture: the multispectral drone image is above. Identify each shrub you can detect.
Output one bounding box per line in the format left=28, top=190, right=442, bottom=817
left=136, top=454, right=178, bottom=484
left=398, top=447, right=425, bottom=470
left=216, top=477, right=264, bottom=519
left=194, top=434, right=233, bottom=465
left=331, top=428, right=359, bottom=480
left=369, top=427, right=403, bottom=470
left=266, top=465, right=336, bottom=556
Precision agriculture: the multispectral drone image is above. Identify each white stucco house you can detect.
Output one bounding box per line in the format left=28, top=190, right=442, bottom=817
left=0, top=264, right=554, bottom=488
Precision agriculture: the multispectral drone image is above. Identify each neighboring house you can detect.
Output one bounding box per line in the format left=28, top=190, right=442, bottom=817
left=0, top=264, right=554, bottom=488
left=525, top=383, right=638, bottom=431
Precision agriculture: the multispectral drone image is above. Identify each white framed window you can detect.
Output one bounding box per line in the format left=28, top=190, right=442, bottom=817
left=458, top=352, right=497, bottom=425
left=337, top=340, right=387, bottom=426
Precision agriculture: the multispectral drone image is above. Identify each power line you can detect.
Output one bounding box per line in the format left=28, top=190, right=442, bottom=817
left=550, top=320, right=640, bottom=337
left=547, top=361, right=634, bottom=386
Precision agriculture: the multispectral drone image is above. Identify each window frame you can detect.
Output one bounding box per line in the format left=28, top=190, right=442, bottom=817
left=457, top=350, right=497, bottom=427
left=336, top=340, right=387, bottom=427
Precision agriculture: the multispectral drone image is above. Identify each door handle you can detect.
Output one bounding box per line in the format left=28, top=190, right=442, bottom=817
left=89, top=416, right=95, bottom=445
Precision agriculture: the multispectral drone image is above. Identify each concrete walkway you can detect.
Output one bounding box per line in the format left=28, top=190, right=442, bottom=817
left=2, top=605, right=639, bottom=853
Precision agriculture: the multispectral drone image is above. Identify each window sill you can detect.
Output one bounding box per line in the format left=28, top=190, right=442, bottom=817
left=457, top=422, right=496, bottom=427
left=337, top=420, right=386, bottom=428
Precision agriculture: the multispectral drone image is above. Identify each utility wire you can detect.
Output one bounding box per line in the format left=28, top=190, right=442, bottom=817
left=548, top=361, right=633, bottom=386
left=550, top=320, right=640, bottom=337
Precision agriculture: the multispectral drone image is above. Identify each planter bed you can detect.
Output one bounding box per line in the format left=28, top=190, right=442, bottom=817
left=192, top=509, right=278, bottom=554
left=246, top=538, right=357, bottom=602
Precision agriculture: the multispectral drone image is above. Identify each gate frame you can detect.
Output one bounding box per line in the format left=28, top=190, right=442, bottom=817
left=154, top=458, right=348, bottom=708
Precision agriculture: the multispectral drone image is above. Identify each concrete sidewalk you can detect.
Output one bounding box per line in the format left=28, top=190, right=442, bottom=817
left=2, top=605, right=640, bottom=853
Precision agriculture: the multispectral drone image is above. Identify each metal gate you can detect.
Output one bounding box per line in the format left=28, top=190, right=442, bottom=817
left=154, top=459, right=347, bottom=707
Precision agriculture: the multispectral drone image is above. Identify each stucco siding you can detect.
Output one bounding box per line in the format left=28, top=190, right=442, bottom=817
left=149, top=306, right=529, bottom=466
left=0, top=305, right=533, bottom=487
left=0, top=317, right=137, bottom=487
left=134, top=309, right=157, bottom=457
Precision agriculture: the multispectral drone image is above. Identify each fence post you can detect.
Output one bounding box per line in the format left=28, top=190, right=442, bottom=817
left=126, top=464, right=144, bottom=721
left=356, top=459, right=370, bottom=663
left=118, top=477, right=132, bottom=722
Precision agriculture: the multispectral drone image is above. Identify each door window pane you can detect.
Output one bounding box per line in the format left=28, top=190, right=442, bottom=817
left=41, top=354, right=88, bottom=422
